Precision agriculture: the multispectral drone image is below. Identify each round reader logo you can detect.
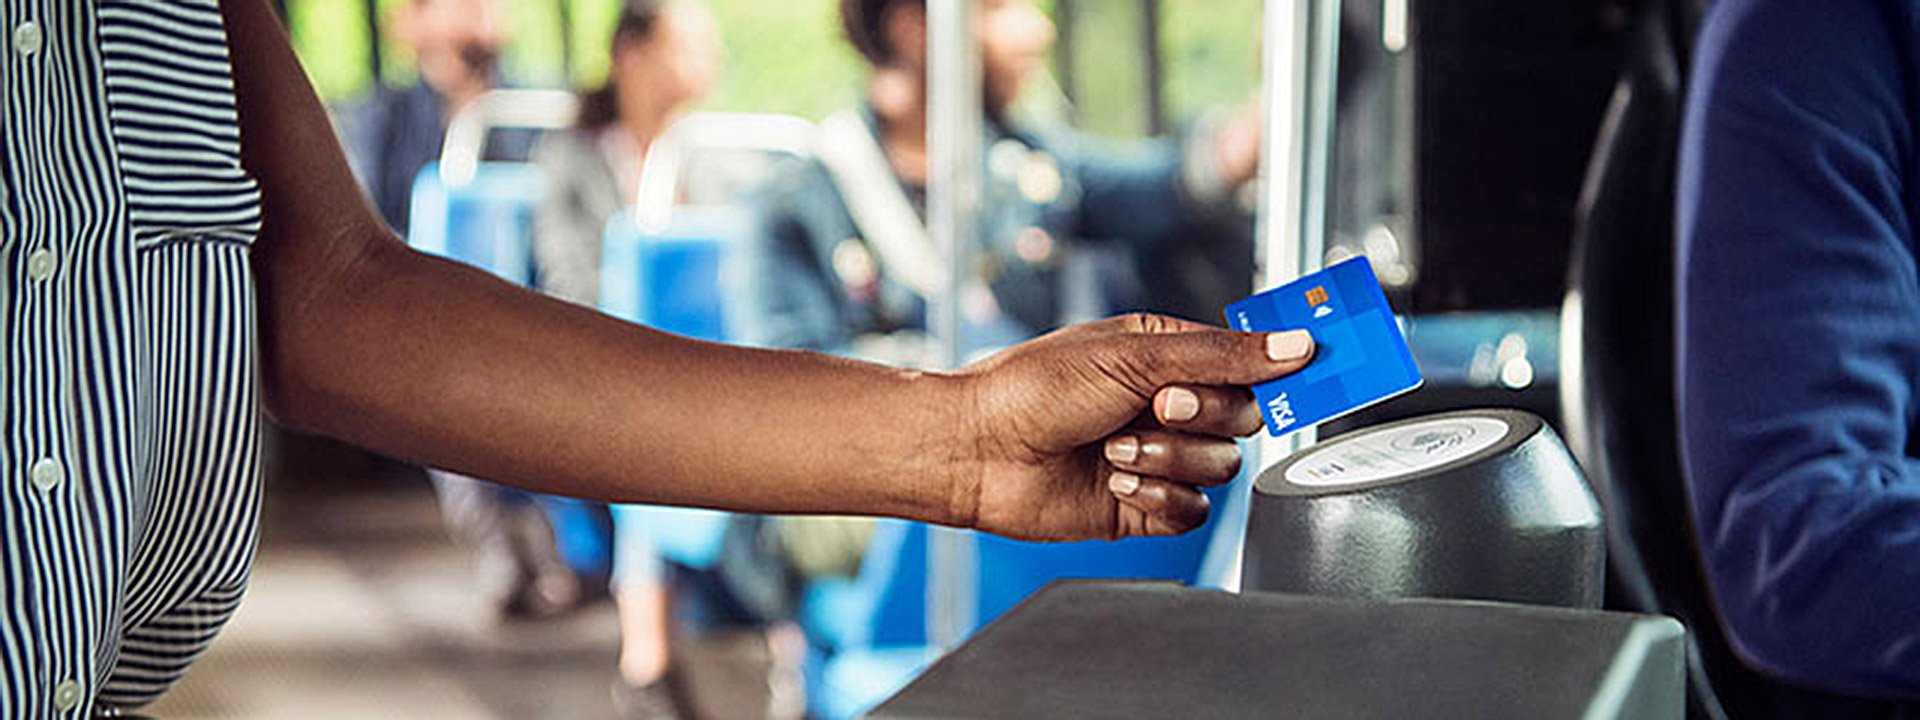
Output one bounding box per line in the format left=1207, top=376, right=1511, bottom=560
left=1285, top=416, right=1511, bottom=488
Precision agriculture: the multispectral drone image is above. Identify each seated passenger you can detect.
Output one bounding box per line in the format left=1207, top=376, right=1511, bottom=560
left=739, top=0, right=1261, bottom=358
left=1680, top=0, right=1920, bottom=711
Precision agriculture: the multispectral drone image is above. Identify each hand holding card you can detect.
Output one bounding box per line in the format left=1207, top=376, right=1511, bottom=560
left=955, top=314, right=1315, bottom=541
left=1225, top=257, right=1424, bottom=437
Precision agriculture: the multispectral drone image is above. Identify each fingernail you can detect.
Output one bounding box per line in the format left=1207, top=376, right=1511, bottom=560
left=1105, top=435, right=1141, bottom=464
left=1161, top=387, right=1201, bottom=423
left=1109, top=472, right=1141, bottom=497
left=1267, top=330, right=1313, bottom=362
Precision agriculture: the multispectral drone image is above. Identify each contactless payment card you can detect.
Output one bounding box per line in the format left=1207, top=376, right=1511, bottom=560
left=1225, top=256, right=1422, bottom=437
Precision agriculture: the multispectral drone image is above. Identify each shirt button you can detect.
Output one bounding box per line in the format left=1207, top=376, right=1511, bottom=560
left=51, top=679, right=80, bottom=712
left=26, top=248, right=54, bottom=281
left=30, top=458, right=62, bottom=492
left=14, top=21, right=41, bottom=56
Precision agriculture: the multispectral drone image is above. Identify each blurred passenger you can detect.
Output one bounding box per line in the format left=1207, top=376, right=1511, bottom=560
left=530, top=2, right=777, bottom=718
left=535, top=0, right=720, bottom=306
left=739, top=0, right=1262, bottom=359
left=337, top=0, right=582, bottom=623
left=340, top=0, right=533, bottom=237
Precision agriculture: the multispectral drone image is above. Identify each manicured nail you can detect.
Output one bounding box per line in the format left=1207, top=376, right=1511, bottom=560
left=1105, top=435, right=1141, bottom=464
left=1267, top=330, right=1313, bottom=362
left=1109, top=472, right=1142, bottom=497
left=1161, top=387, right=1201, bottom=423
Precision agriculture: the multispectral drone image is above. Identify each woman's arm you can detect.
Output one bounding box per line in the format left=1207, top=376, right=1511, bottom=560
left=221, top=0, right=1311, bottom=542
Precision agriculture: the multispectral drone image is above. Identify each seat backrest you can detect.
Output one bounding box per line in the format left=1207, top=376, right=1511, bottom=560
left=600, top=209, right=742, bottom=341
left=972, top=481, right=1234, bottom=624
left=406, top=162, right=546, bottom=287
left=1564, top=4, right=1745, bottom=717
left=1563, top=2, right=1878, bottom=716
left=1562, top=0, right=1690, bottom=639
left=848, top=520, right=932, bottom=650
left=596, top=209, right=750, bottom=570
left=407, top=89, right=582, bottom=286
left=817, top=479, right=1242, bottom=655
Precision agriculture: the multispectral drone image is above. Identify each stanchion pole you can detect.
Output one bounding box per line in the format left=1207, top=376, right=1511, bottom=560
left=1230, top=0, right=1343, bottom=591
left=925, top=0, right=983, bottom=651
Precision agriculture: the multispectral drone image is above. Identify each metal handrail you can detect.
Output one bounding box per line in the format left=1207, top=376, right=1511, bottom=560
left=630, top=112, right=816, bottom=233
left=437, top=89, right=583, bottom=187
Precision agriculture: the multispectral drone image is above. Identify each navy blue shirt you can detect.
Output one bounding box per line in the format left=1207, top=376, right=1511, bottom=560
left=1678, top=0, right=1920, bottom=700
left=339, top=81, right=536, bottom=237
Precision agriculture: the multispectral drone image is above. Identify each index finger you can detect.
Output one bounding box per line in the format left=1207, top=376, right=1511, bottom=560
left=1050, top=313, right=1222, bottom=342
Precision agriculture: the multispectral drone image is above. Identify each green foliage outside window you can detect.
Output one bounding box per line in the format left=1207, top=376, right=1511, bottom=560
left=287, top=0, right=1260, bottom=136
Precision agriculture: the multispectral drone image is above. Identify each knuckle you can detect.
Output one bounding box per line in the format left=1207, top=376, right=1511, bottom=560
left=1242, top=408, right=1266, bottom=429
left=1165, top=493, right=1210, bottom=533
left=1233, top=415, right=1264, bottom=436
left=1120, top=312, right=1162, bottom=334
left=1112, top=334, right=1174, bottom=382
left=1148, top=435, right=1241, bottom=484
left=1214, top=453, right=1245, bottom=485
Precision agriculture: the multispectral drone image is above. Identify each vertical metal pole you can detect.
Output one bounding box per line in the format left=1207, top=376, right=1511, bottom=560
left=557, top=0, right=576, bottom=81
left=362, top=0, right=384, bottom=85
left=1259, top=0, right=1340, bottom=289
left=1230, top=0, right=1341, bottom=591
left=1300, top=0, right=1341, bottom=265
left=1054, top=0, right=1079, bottom=125
left=926, top=0, right=983, bottom=651
left=1139, top=0, right=1166, bottom=136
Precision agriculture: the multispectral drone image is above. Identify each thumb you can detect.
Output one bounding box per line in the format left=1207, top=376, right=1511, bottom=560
left=1100, top=327, right=1315, bottom=393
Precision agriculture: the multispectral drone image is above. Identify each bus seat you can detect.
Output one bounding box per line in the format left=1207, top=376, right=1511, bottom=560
left=971, top=487, right=1225, bottom=622
left=803, top=520, right=934, bottom=719
left=407, top=161, right=544, bottom=287
left=599, top=208, right=744, bottom=341
left=406, top=89, right=582, bottom=286
left=802, top=520, right=929, bottom=652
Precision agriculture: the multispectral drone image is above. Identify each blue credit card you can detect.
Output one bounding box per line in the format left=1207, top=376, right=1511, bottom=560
left=1225, top=256, right=1423, bottom=437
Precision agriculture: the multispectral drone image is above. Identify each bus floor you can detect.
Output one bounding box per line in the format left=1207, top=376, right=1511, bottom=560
left=146, top=437, right=626, bottom=720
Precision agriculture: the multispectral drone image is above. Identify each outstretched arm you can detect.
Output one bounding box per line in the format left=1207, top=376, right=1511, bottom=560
left=220, top=0, right=1311, bottom=542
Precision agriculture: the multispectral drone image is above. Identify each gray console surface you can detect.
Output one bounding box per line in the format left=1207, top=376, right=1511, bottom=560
left=870, top=581, right=1683, bottom=719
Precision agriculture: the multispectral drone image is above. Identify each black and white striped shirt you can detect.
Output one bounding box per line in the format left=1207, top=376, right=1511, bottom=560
left=0, top=0, right=264, bottom=716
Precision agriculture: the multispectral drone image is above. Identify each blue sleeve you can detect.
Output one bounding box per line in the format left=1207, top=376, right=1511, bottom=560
left=335, top=93, right=411, bottom=232
left=734, top=169, right=851, bottom=352
left=336, top=94, right=383, bottom=194
left=1677, top=0, right=1920, bottom=699
left=1055, top=134, right=1191, bottom=249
